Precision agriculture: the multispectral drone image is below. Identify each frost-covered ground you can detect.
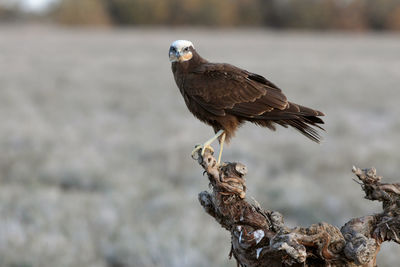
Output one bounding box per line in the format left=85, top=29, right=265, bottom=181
left=0, top=26, right=399, bottom=266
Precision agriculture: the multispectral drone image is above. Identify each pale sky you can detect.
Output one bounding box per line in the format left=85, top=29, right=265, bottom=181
left=23, top=0, right=59, bottom=11
left=0, top=0, right=58, bottom=11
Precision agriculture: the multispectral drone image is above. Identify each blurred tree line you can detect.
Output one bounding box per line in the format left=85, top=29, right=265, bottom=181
left=0, top=1, right=22, bottom=22
left=1, top=0, right=400, bottom=31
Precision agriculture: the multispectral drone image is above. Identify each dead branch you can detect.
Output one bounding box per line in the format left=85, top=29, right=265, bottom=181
left=196, top=148, right=400, bottom=267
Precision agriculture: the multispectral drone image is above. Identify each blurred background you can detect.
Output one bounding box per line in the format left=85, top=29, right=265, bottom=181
left=0, top=0, right=399, bottom=266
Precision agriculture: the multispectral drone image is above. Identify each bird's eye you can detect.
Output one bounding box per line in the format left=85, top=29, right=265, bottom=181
left=184, top=47, right=189, bottom=52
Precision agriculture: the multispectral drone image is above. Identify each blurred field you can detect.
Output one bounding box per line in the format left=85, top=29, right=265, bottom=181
left=0, top=25, right=399, bottom=267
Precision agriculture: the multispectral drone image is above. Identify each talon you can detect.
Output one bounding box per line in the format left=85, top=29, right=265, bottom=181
left=191, top=144, right=214, bottom=159
left=191, top=146, right=202, bottom=159
left=190, top=130, right=225, bottom=160
left=201, top=145, right=214, bottom=156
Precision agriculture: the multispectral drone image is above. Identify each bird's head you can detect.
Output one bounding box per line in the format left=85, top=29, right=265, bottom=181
left=169, top=40, right=195, bottom=63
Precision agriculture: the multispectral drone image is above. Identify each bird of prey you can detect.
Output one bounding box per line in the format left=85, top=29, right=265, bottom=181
left=169, top=40, right=324, bottom=164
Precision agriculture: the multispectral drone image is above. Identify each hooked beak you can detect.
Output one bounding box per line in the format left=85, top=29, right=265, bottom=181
left=169, top=50, right=182, bottom=62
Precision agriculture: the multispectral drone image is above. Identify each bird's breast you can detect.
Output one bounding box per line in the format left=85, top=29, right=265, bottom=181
left=172, top=62, right=218, bottom=126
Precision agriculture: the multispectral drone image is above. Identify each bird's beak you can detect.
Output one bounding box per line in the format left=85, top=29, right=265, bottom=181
left=169, top=47, right=192, bottom=62
left=169, top=50, right=182, bottom=62
left=175, top=51, right=181, bottom=60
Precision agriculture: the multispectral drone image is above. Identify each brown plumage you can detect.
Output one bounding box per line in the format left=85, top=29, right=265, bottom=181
left=169, top=40, right=324, bottom=152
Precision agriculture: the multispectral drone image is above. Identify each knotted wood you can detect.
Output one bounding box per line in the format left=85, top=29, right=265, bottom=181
left=196, top=148, right=399, bottom=266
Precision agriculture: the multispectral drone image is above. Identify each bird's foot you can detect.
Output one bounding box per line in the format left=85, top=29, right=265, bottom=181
left=190, top=130, right=224, bottom=160
left=191, top=144, right=214, bottom=159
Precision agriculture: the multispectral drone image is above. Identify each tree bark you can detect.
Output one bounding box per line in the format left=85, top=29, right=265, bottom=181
left=195, top=147, right=400, bottom=267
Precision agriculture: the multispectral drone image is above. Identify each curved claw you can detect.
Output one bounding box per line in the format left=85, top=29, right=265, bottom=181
left=190, top=130, right=224, bottom=160
left=202, top=145, right=214, bottom=156
left=191, top=144, right=202, bottom=160
left=191, top=144, right=214, bottom=160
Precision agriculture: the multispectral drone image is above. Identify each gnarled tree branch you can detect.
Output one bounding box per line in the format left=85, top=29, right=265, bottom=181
left=196, top=148, right=399, bottom=267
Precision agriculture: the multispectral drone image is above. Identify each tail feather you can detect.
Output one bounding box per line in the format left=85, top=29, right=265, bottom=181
left=249, top=102, right=325, bottom=143
left=277, top=119, right=323, bottom=143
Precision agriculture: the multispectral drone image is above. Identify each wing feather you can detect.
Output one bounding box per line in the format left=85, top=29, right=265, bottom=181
left=185, top=63, right=288, bottom=117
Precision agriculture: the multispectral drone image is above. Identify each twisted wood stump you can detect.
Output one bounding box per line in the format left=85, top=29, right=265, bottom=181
left=196, top=148, right=400, bottom=266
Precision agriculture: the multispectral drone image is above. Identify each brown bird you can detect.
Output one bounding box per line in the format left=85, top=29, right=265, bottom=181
left=169, top=40, right=324, bottom=163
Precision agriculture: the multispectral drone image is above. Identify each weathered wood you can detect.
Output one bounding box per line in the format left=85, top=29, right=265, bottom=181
left=196, top=148, right=399, bottom=266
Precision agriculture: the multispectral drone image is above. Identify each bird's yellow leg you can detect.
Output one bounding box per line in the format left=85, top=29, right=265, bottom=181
left=191, top=130, right=225, bottom=158
left=217, top=132, right=226, bottom=164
